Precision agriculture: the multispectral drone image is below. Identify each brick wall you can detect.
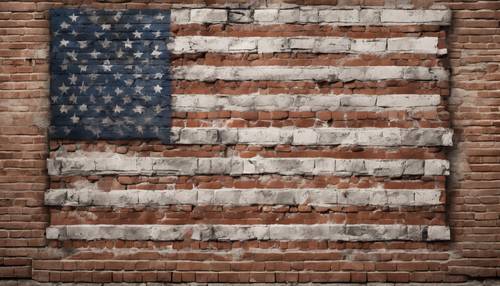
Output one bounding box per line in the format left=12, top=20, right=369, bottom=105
left=0, top=0, right=498, bottom=284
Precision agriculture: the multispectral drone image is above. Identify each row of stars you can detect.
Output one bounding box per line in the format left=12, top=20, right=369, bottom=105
left=58, top=82, right=163, bottom=95
left=59, top=11, right=166, bottom=27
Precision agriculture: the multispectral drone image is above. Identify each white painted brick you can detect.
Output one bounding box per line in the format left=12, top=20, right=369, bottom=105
left=318, top=9, right=360, bottom=23
left=228, top=38, right=257, bottom=52
left=257, top=38, right=289, bottom=53
left=299, top=8, right=319, bottom=23
left=351, top=39, right=387, bottom=53
left=254, top=9, right=279, bottom=23
left=292, top=128, right=318, bottom=145
left=387, top=37, right=438, bottom=54
left=359, top=9, right=381, bottom=24
left=424, top=159, right=450, bottom=176
left=427, top=225, right=451, bottom=241
left=58, top=157, right=95, bottom=176
left=313, top=158, right=336, bottom=175
left=414, top=189, right=442, bottom=205
left=228, top=9, right=253, bottom=23
left=190, top=9, right=227, bottom=23
left=335, top=159, right=367, bottom=176
left=289, top=38, right=315, bottom=50
left=340, top=95, right=376, bottom=107
left=403, top=160, right=425, bottom=175
left=313, top=37, right=350, bottom=53
left=152, top=157, right=197, bottom=175
left=365, top=160, right=404, bottom=177
left=376, top=94, right=441, bottom=107
left=171, top=9, right=190, bottom=23
left=381, top=9, right=451, bottom=24
left=178, top=128, right=219, bottom=144
left=278, top=9, right=299, bottom=23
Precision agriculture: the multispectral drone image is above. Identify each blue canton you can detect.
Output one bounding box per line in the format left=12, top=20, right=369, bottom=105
left=49, top=9, right=171, bottom=141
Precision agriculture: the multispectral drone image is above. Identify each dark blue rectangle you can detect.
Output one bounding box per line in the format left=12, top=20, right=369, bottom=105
left=49, top=8, right=172, bottom=142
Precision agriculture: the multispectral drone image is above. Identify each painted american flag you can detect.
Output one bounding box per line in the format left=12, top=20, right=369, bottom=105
left=46, top=6, right=452, bottom=243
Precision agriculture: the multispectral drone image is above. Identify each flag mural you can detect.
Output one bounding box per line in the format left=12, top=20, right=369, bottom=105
left=46, top=4, right=453, bottom=250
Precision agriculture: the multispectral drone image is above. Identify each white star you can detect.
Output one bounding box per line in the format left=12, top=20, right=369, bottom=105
left=124, top=38, right=132, bottom=49
left=154, top=13, right=165, bottom=21
left=90, top=95, right=96, bottom=104
left=88, top=72, right=98, bottom=81
left=94, top=105, right=103, bottom=113
left=68, top=94, right=77, bottom=104
left=94, top=32, right=103, bottom=38
left=60, top=64, right=68, bottom=71
left=101, top=24, right=111, bottom=30
left=59, top=105, right=69, bottom=113
left=114, top=87, right=123, bottom=95
left=116, top=48, right=124, bottom=58
left=70, top=30, right=78, bottom=37
left=69, top=13, right=79, bottom=22
left=79, top=104, right=88, bottom=112
left=124, top=79, right=133, bottom=86
left=90, top=49, right=100, bottom=59
left=133, top=30, right=142, bottom=39
left=113, top=12, right=122, bottom=22
left=59, top=39, right=69, bottom=47
left=79, top=82, right=88, bottom=93
left=133, top=51, right=143, bottom=58
left=122, top=95, right=132, bottom=104
left=63, top=127, right=71, bottom=135
left=68, top=74, right=78, bottom=84
left=153, top=30, right=161, bottom=38
left=58, top=83, right=69, bottom=94
left=124, top=23, right=132, bottom=30
left=154, top=73, right=163, bottom=79
left=135, top=13, right=144, bottom=21
left=51, top=96, right=59, bottom=103
left=103, top=94, right=112, bottom=103
left=134, top=86, right=144, bottom=94
left=101, top=38, right=111, bottom=49
left=89, top=15, right=99, bottom=23
left=133, top=105, right=145, bottom=114
left=152, top=46, right=162, bottom=58
left=78, top=41, right=88, bottom=49
left=67, top=50, right=77, bottom=61
left=136, top=126, right=144, bottom=134
left=102, top=60, right=112, bottom=72
left=143, top=24, right=151, bottom=30
left=141, top=95, right=152, bottom=102
left=113, top=105, right=124, bottom=113
left=154, top=104, right=164, bottom=114
left=78, top=65, right=87, bottom=72
left=60, top=21, right=70, bottom=29
left=153, top=84, right=162, bottom=93
left=113, top=73, right=122, bottom=80
left=70, top=114, right=80, bottom=124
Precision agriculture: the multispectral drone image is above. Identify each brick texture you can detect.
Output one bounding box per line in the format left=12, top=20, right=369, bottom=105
left=0, top=0, right=499, bottom=284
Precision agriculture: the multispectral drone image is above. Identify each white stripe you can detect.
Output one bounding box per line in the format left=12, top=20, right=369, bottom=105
left=169, top=127, right=453, bottom=146
left=46, top=224, right=450, bottom=241
left=172, top=94, right=442, bottom=111
left=171, top=7, right=451, bottom=26
left=169, top=36, right=439, bottom=54
left=172, top=66, right=448, bottom=81
left=45, top=188, right=443, bottom=207
left=47, top=155, right=450, bottom=177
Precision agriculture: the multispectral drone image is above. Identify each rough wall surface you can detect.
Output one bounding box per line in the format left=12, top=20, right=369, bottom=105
left=0, top=0, right=498, bottom=284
